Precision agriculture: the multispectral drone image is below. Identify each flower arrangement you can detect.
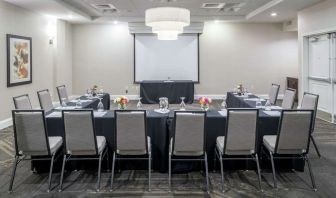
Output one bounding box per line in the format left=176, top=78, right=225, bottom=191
left=114, top=96, right=129, bottom=110
left=90, top=85, right=99, bottom=96
left=236, top=84, right=243, bottom=94
left=198, top=97, right=212, bottom=111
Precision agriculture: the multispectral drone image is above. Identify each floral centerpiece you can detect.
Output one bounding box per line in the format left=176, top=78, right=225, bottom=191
left=91, top=85, right=98, bottom=96
left=114, top=96, right=129, bottom=110
left=198, top=97, right=212, bottom=111
left=236, top=84, right=243, bottom=95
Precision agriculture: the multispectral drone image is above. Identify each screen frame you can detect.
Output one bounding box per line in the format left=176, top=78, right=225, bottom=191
left=133, top=33, right=200, bottom=84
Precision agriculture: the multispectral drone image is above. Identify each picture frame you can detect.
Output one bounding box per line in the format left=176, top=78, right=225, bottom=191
left=7, top=34, right=32, bottom=87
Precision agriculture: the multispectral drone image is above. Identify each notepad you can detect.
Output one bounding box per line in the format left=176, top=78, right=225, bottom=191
left=218, top=110, right=227, bottom=117
left=244, top=98, right=266, bottom=102
left=263, top=111, right=281, bottom=117
left=46, top=112, right=62, bottom=118
left=154, top=109, right=170, bottom=114
left=55, top=106, right=77, bottom=110
left=94, top=111, right=107, bottom=117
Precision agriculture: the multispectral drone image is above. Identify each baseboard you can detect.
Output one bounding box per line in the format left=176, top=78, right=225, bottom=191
left=0, top=118, right=12, bottom=130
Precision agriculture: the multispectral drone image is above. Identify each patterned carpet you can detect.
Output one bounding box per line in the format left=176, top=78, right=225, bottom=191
left=1, top=100, right=336, bottom=197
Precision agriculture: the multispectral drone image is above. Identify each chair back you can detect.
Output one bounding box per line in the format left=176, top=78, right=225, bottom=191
left=275, top=110, right=313, bottom=154
left=62, top=110, right=98, bottom=155
left=115, top=110, right=147, bottom=155
left=300, top=92, right=319, bottom=131
left=281, top=88, right=296, bottom=109
left=13, top=94, right=32, bottom=110
left=57, top=85, right=69, bottom=103
left=37, top=89, right=54, bottom=112
left=268, top=84, right=280, bottom=105
left=173, top=111, right=206, bottom=156
left=224, top=109, right=258, bottom=155
left=12, top=110, right=50, bottom=156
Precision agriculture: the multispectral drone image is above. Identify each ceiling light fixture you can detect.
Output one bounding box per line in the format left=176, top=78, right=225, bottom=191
left=145, top=7, right=190, bottom=40
left=271, top=12, right=277, bottom=17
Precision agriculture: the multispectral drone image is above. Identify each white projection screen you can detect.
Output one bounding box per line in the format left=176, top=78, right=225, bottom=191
left=134, top=34, right=199, bottom=82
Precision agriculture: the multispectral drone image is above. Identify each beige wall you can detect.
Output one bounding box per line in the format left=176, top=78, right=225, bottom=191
left=72, top=22, right=298, bottom=96
left=0, top=1, right=72, bottom=122
left=298, top=0, right=336, bottom=98
left=197, top=22, right=298, bottom=95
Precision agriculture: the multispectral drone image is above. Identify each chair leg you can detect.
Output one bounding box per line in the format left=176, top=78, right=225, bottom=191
left=47, top=154, right=55, bottom=193
left=311, top=136, right=321, bottom=158
left=96, top=152, right=103, bottom=192
left=58, top=155, right=67, bottom=192
left=110, top=152, right=116, bottom=191
left=305, top=155, right=317, bottom=191
left=204, top=152, right=210, bottom=193
left=269, top=151, right=277, bottom=189
left=148, top=153, right=151, bottom=192
left=168, top=153, right=172, bottom=192
left=213, top=148, right=217, bottom=172
left=8, top=155, right=19, bottom=193
left=219, top=151, right=224, bottom=192
left=255, top=153, right=262, bottom=191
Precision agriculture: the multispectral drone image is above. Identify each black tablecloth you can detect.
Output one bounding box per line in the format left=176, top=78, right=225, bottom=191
left=140, top=80, right=194, bottom=104
left=32, top=92, right=304, bottom=173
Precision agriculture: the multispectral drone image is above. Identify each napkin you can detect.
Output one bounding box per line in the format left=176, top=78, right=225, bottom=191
left=94, top=111, right=107, bottom=117
left=263, top=111, right=281, bottom=117
left=55, top=106, right=77, bottom=110
left=218, top=109, right=227, bottom=117
left=46, top=112, right=62, bottom=118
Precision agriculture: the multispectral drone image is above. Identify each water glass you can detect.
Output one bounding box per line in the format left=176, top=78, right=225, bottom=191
left=264, top=99, right=271, bottom=111
left=221, top=98, right=227, bottom=110
left=180, top=97, right=186, bottom=110
left=75, top=99, right=82, bottom=109
left=61, top=98, right=67, bottom=107
left=97, top=98, right=104, bottom=112
left=137, top=97, right=143, bottom=109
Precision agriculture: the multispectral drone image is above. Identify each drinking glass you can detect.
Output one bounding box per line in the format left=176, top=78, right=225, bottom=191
left=221, top=97, right=226, bottom=110
left=75, top=99, right=82, bottom=109
left=137, top=97, right=143, bottom=109
left=264, top=99, right=271, bottom=111
left=97, top=98, right=104, bottom=112
left=61, top=98, right=67, bottom=107
left=163, top=97, right=169, bottom=110
left=180, top=97, right=186, bottom=110
left=159, top=97, right=165, bottom=110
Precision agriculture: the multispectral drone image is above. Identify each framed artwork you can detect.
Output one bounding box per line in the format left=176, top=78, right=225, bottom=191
left=7, top=34, right=32, bottom=87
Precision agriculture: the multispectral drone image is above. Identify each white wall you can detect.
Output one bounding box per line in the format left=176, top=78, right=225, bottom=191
left=298, top=0, right=336, bottom=99
left=72, top=22, right=298, bottom=96
left=0, top=1, right=72, bottom=124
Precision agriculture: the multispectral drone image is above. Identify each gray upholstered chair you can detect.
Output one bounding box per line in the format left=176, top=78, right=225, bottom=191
left=281, top=88, right=296, bottom=109
left=37, top=89, right=54, bottom=112
left=9, top=110, right=63, bottom=193
left=268, top=84, right=280, bottom=105
left=59, top=110, right=107, bottom=192
left=56, top=85, right=69, bottom=104
left=169, top=111, right=209, bottom=193
left=110, top=110, right=151, bottom=191
left=13, top=94, right=32, bottom=110
left=262, top=110, right=316, bottom=191
left=214, top=109, right=261, bottom=192
left=300, top=92, right=320, bottom=158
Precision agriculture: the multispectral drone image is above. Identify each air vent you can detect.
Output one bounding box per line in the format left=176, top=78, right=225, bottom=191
left=91, top=3, right=117, bottom=12
left=202, top=3, right=225, bottom=9
left=219, top=3, right=245, bottom=12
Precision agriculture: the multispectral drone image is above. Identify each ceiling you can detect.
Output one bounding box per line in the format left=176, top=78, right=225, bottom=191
left=4, top=0, right=324, bottom=23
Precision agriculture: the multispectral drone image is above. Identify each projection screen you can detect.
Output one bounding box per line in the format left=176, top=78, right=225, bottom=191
left=134, top=34, right=199, bottom=82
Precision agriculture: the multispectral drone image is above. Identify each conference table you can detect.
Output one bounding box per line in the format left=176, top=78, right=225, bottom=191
left=140, top=80, right=194, bottom=104
left=33, top=92, right=304, bottom=173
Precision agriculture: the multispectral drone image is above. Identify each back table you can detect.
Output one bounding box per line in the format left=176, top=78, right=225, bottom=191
left=34, top=92, right=304, bottom=173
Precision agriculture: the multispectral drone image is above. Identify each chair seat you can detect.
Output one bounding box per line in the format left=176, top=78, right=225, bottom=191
left=97, top=136, right=106, bottom=154
left=117, top=149, right=147, bottom=155
left=216, top=136, right=255, bottom=155
left=263, top=135, right=276, bottom=153
left=173, top=151, right=204, bottom=156
left=48, top=136, right=63, bottom=154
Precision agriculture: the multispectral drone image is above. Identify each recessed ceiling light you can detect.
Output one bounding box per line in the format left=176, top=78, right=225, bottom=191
left=271, top=12, right=277, bottom=17
left=113, top=20, right=119, bottom=25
